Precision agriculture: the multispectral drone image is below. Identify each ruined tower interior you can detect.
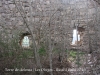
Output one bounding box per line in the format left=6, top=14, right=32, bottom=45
left=0, top=0, right=100, bottom=75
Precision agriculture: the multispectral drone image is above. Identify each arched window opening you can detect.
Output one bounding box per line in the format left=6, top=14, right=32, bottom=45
left=19, top=32, right=31, bottom=48
left=22, top=36, right=30, bottom=48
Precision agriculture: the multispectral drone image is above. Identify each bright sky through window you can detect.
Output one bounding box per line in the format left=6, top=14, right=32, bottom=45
left=22, top=36, right=30, bottom=48
left=72, top=29, right=80, bottom=45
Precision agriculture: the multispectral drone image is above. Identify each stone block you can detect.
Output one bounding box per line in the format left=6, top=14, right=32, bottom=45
left=9, top=4, right=15, bottom=10
left=0, top=2, right=2, bottom=6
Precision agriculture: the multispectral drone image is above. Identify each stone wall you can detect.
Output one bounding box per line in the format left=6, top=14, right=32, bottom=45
left=0, top=0, right=100, bottom=74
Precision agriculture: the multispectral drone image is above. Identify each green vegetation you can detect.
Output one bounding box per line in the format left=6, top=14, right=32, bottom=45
left=53, top=48, right=60, bottom=53
left=69, top=50, right=77, bottom=58
left=38, top=46, right=46, bottom=56
left=75, top=61, right=82, bottom=66
left=18, top=50, right=33, bottom=58
left=66, top=49, right=85, bottom=66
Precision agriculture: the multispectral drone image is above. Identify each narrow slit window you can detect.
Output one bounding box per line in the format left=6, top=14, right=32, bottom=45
left=72, top=29, right=80, bottom=45
left=22, top=36, right=30, bottom=48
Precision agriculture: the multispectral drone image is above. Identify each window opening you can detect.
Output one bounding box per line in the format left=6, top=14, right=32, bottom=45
left=22, top=36, right=30, bottom=48
left=71, top=27, right=85, bottom=46
left=72, top=29, right=80, bottom=45
left=19, top=32, right=30, bottom=48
